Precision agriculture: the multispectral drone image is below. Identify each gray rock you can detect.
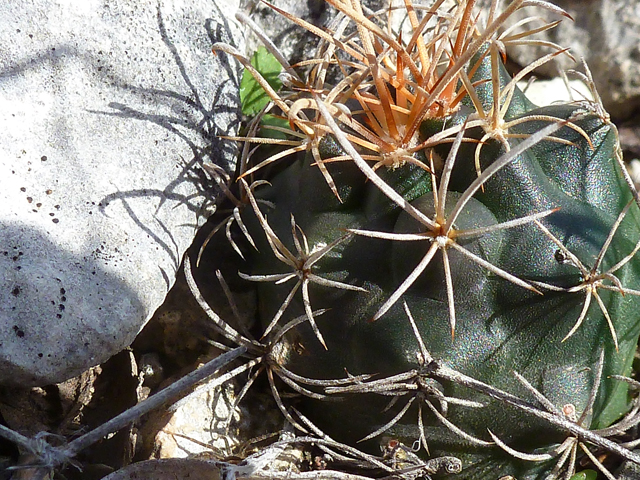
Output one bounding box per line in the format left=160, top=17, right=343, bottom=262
left=518, top=78, right=593, bottom=107
left=0, top=0, right=243, bottom=386
left=243, top=0, right=390, bottom=66
left=103, top=459, right=222, bottom=480
left=616, top=452, right=640, bottom=480
left=243, top=0, right=330, bottom=66
left=499, top=0, right=640, bottom=120
left=153, top=382, right=239, bottom=459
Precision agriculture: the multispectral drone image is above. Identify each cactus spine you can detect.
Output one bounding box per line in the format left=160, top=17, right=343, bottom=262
left=204, top=1, right=640, bottom=478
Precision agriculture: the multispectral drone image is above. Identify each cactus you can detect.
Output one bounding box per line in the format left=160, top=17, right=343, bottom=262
left=203, top=1, right=640, bottom=478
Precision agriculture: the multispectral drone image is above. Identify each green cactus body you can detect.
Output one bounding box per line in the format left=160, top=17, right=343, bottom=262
left=235, top=52, right=640, bottom=478
left=208, top=1, right=640, bottom=477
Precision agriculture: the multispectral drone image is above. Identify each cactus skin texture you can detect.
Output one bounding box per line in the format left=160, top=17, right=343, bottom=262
left=242, top=68, right=639, bottom=480
left=212, top=1, right=640, bottom=478
left=239, top=78, right=640, bottom=479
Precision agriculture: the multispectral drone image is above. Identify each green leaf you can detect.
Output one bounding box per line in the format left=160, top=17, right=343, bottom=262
left=569, top=470, right=598, bottom=480
left=240, top=47, right=283, bottom=116
left=259, top=114, right=291, bottom=140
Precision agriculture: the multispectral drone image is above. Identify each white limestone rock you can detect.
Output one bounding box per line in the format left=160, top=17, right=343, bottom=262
left=103, top=459, right=222, bottom=480
left=153, top=382, right=239, bottom=459
left=498, top=0, right=640, bottom=120
left=628, top=159, right=640, bottom=191
left=0, top=0, right=243, bottom=385
left=517, top=78, right=594, bottom=107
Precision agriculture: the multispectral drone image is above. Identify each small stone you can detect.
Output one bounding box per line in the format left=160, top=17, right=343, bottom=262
left=616, top=453, right=640, bottom=480
left=517, top=78, right=593, bottom=107
left=153, top=382, right=239, bottom=458
left=102, top=459, right=222, bottom=480
left=628, top=159, right=640, bottom=191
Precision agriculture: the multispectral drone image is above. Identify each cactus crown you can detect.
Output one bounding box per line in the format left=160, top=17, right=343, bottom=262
left=199, top=1, right=640, bottom=478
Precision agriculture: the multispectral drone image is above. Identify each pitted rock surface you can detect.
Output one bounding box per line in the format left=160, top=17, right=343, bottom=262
left=0, top=0, right=242, bottom=385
